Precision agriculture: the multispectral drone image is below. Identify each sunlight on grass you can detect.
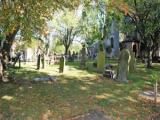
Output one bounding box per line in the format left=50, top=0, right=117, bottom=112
left=79, top=86, right=88, bottom=91
left=0, top=61, right=159, bottom=119
left=1, top=95, right=14, bottom=101
left=124, top=96, right=138, bottom=103
left=95, top=93, right=113, bottom=99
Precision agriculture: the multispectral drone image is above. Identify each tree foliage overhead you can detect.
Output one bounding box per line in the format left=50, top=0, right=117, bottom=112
left=53, top=9, right=81, bottom=55
left=0, top=0, right=81, bottom=41
left=124, top=0, right=160, bottom=41
left=123, top=0, right=160, bottom=67
left=80, top=3, right=100, bottom=45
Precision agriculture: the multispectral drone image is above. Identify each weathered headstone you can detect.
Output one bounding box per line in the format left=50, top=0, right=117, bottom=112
left=68, top=50, right=72, bottom=62
left=80, top=44, right=87, bottom=68
left=97, top=41, right=105, bottom=72
left=129, top=50, right=136, bottom=72
left=117, top=48, right=131, bottom=82
left=72, top=51, right=76, bottom=62
left=139, top=91, right=160, bottom=103
left=127, top=43, right=136, bottom=73
left=69, top=109, right=112, bottom=120
left=33, top=76, right=57, bottom=82
left=59, top=55, right=65, bottom=73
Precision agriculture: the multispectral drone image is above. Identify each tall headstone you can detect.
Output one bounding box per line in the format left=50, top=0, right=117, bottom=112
left=59, top=55, right=65, bottom=73
left=126, top=43, right=136, bottom=73
left=129, top=51, right=136, bottom=72
left=97, top=41, right=105, bottom=72
left=80, top=44, right=87, bottom=68
left=117, top=48, right=131, bottom=82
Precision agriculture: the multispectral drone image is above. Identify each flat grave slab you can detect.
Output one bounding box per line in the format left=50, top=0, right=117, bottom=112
left=139, top=91, right=160, bottom=103
left=33, top=76, right=57, bottom=82
left=68, top=109, right=112, bottom=120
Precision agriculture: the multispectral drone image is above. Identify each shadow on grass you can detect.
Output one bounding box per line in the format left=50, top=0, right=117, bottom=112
left=65, top=59, right=118, bottom=75
left=0, top=61, right=159, bottom=119
left=8, top=67, right=49, bottom=80
left=65, top=61, right=97, bottom=74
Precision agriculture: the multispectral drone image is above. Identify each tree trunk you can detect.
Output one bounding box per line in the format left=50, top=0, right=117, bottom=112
left=0, top=58, right=4, bottom=82
left=64, top=45, right=69, bottom=55
left=37, top=54, right=41, bottom=70
left=2, top=27, right=19, bottom=69
left=147, top=48, right=152, bottom=68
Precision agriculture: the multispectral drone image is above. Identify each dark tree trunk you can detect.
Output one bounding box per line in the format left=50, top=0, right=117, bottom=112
left=2, top=27, right=19, bottom=69
left=64, top=45, right=69, bottom=55
left=37, top=54, right=41, bottom=70
left=147, top=48, right=152, bottom=68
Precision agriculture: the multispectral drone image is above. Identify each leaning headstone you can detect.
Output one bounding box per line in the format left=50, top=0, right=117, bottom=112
left=117, top=48, right=131, bottom=83
left=80, top=44, right=87, bottom=68
left=59, top=55, right=65, bottom=73
left=97, top=41, right=105, bottom=72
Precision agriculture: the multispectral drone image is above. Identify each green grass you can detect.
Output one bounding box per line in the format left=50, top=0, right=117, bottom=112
left=0, top=61, right=160, bottom=120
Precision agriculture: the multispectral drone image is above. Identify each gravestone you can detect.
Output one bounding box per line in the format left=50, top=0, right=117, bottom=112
left=68, top=50, right=72, bottom=62
left=127, top=43, right=136, bottom=73
left=72, top=51, right=76, bottom=62
left=117, top=48, right=131, bottom=83
left=33, top=76, right=57, bottom=82
left=139, top=91, right=160, bottom=103
left=80, top=44, right=87, bottom=68
left=129, top=50, right=136, bottom=72
left=59, top=55, right=65, bottom=73
left=69, top=109, right=112, bottom=120
left=97, top=41, right=105, bottom=72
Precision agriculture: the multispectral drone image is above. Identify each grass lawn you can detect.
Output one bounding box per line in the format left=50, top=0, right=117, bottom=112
left=0, top=60, right=160, bottom=120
